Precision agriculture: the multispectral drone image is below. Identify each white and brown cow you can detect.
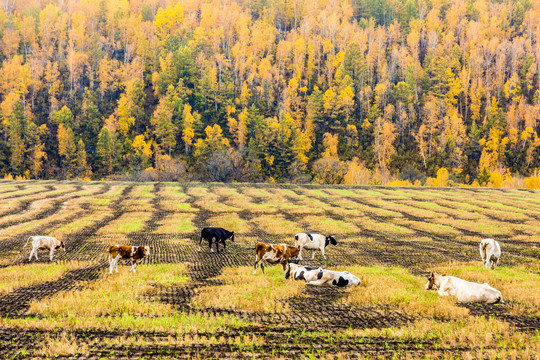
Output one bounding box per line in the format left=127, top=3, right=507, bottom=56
left=425, top=272, right=503, bottom=303
left=253, top=242, right=300, bottom=274
left=285, top=261, right=323, bottom=282
left=479, top=238, right=501, bottom=269
left=108, top=245, right=152, bottom=274
left=24, top=236, right=65, bottom=261
left=294, top=233, right=337, bottom=260
left=307, top=268, right=360, bottom=287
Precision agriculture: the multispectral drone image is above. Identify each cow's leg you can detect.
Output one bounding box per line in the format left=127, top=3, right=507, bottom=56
left=312, top=249, right=316, bottom=260
left=29, top=248, right=35, bottom=261
left=49, top=246, right=55, bottom=261
left=209, top=238, right=215, bottom=252
left=321, top=247, right=327, bottom=260
left=261, top=262, right=265, bottom=274
left=221, top=239, right=226, bottom=252
left=33, top=247, right=39, bottom=260
left=253, top=259, right=260, bottom=274
left=109, top=258, right=115, bottom=274
left=130, top=260, right=137, bottom=273
left=298, top=247, right=303, bottom=260
left=114, top=255, right=121, bottom=273
left=282, top=262, right=288, bottom=273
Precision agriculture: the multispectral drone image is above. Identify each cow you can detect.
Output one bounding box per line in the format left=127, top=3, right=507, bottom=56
left=24, top=236, right=65, bottom=261
left=108, top=245, right=152, bottom=274
left=200, top=227, right=235, bottom=253
left=253, top=242, right=300, bottom=274
left=425, top=272, right=503, bottom=303
left=479, top=238, right=501, bottom=269
left=294, top=233, right=337, bottom=260
left=307, top=268, right=360, bottom=287
left=285, top=260, right=324, bottom=282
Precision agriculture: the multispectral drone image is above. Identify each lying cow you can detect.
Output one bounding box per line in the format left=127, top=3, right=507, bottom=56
left=285, top=260, right=323, bottom=282
left=307, top=268, right=360, bottom=287
left=24, top=236, right=65, bottom=261
left=425, top=272, right=503, bottom=303
left=294, top=233, right=337, bottom=260
left=200, top=227, right=235, bottom=253
left=254, top=242, right=300, bottom=274
left=108, top=245, right=152, bottom=274
left=479, top=238, right=501, bottom=269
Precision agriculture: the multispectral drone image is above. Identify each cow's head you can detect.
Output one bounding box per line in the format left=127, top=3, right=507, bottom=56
left=325, top=235, right=337, bottom=247
left=289, top=245, right=300, bottom=258
left=58, top=241, right=66, bottom=251
left=229, top=232, right=235, bottom=242
left=142, top=246, right=153, bottom=256
left=425, top=272, right=445, bottom=290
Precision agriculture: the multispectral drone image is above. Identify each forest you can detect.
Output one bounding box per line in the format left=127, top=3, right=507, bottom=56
left=0, top=0, right=539, bottom=186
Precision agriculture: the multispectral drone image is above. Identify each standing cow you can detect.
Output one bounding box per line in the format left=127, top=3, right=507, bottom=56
left=294, top=233, right=337, bottom=260
left=479, top=238, right=501, bottom=269
left=24, top=236, right=65, bottom=261
left=200, top=227, right=235, bottom=253
left=254, top=242, right=300, bottom=274
left=108, top=245, right=152, bottom=274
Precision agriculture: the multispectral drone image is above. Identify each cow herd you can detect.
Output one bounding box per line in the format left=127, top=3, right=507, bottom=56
left=22, top=225, right=504, bottom=304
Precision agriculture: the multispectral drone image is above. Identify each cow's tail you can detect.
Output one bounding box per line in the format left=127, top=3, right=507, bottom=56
left=23, top=236, right=32, bottom=248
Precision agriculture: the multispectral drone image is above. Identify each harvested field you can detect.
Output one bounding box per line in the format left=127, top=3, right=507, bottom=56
left=0, top=181, right=539, bottom=358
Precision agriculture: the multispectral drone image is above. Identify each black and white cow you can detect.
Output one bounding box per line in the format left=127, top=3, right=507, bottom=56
left=285, top=260, right=323, bottom=282
left=308, top=268, right=360, bottom=287
left=294, top=233, right=337, bottom=260
left=200, top=227, right=235, bottom=253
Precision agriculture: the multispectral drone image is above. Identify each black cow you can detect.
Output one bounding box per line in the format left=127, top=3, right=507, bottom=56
left=200, top=227, right=235, bottom=253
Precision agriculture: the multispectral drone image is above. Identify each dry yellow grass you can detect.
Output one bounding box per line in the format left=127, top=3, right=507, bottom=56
left=433, top=217, right=514, bottom=237
left=206, top=213, right=253, bottom=234
left=36, top=332, right=88, bottom=357
left=392, top=219, right=460, bottom=236
left=53, top=211, right=113, bottom=240
left=29, top=264, right=189, bottom=317
left=342, top=265, right=468, bottom=319
left=302, top=215, right=360, bottom=234
left=430, top=262, right=540, bottom=316
left=97, top=211, right=152, bottom=234
left=0, top=261, right=91, bottom=295
left=2, top=312, right=249, bottom=334
left=155, top=213, right=196, bottom=234
left=353, top=217, right=416, bottom=236
left=192, top=266, right=304, bottom=313
left=250, top=215, right=299, bottom=234
left=344, top=316, right=540, bottom=356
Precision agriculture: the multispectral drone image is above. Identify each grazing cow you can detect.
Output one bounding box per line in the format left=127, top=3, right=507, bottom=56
left=479, top=238, right=501, bottom=269
left=253, top=242, right=300, bottom=274
left=425, top=272, right=503, bottom=303
left=294, top=233, right=337, bottom=260
left=108, top=245, right=152, bottom=274
left=307, top=268, right=360, bottom=287
left=285, top=260, right=323, bottom=282
left=200, top=227, right=235, bottom=253
left=24, top=236, right=65, bottom=261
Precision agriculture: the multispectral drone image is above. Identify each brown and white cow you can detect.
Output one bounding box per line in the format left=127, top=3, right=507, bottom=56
left=108, top=245, right=152, bottom=274
left=253, top=242, right=300, bottom=274
left=425, top=272, right=503, bottom=303
left=24, top=236, right=65, bottom=261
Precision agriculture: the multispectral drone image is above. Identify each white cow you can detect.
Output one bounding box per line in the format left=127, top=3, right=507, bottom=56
left=425, top=272, right=503, bottom=303
left=294, top=233, right=337, bottom=260
left=479, top=238, right=501, bottom=269
left=285, top=261, right=323, bottom=282
left=24, top=236, right=65, bottom=261
left=307, top=268, right=360, bottom=287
